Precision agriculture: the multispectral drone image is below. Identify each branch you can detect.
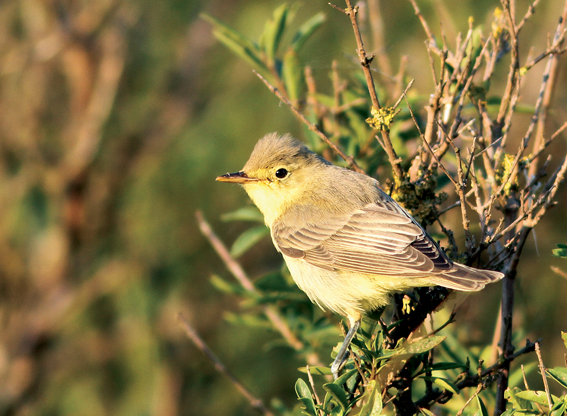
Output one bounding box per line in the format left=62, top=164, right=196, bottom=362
left=416, top=340, right=537, bottom=407
left=178, top=314, right=274, bottom=416
left=332, top=0, right=404, bottom=179
left=253, top=71, right=366, bottom=175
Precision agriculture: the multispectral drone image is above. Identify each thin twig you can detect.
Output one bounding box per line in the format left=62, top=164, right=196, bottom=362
left=253, top=70, right=366, bottom=175
left=178, top=313, right=274, bottom=416
left=336, top=0, right=404, bottom=179
left=535, top=342, right=553, bottom=409
left=306, top=366, right=324, bottom=416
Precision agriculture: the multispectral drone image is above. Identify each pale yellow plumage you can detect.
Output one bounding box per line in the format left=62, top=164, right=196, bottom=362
left=217, top=132, right=503, bottom=377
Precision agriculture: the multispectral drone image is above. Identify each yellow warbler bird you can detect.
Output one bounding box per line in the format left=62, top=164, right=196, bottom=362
left=217, top=133, right=503, bottom=378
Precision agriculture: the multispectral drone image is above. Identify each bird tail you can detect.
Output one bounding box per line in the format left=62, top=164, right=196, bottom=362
left=429, top=263, right=504, bottom=291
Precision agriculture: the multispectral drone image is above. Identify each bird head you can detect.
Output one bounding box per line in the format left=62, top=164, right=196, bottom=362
left=216, top=133, right=330, bottom=224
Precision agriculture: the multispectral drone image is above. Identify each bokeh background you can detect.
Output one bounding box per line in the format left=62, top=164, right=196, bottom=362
left=1, top=0, right=566, bottom=414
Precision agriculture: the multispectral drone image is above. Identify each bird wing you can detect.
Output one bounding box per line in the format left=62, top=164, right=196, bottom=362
left=272, top=201, right=453, bottom=276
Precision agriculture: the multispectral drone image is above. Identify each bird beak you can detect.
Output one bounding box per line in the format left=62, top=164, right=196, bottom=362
left=216, top=171, right=259, bottom=184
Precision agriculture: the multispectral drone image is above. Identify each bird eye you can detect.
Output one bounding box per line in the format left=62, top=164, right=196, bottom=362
left=275, top=168, right=289, bottom=179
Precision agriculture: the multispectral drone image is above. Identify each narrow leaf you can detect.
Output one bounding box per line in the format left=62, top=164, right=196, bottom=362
left=515, top=390, right=553, bottom=406
left=209, top=274, right=245, bottom=295
left=230, top=225, right=269, bottom=258
left=562, top=331, right=567, bottom=350
left=547, top=367, right=567, bottom=389
left=291, top=12, right=326, bottom=52
left=298, top=366, right=333, bottom=376
left=201, top=13, right=268, bottom=72
left=263, top=3, right=289, bottom=63
left=221, top=206, right=264, bottom=222
left=551, top=399, right=567, bottom=416
left=421, top=376, right=460, bottom=394
left=283, top=49, right=303, bottom=103
left=212, top=30, right=267, bottom=71
left=476, top=395, right=489, bottom=416
left=323, top=383, right=348, bottom=412
left=359, top=380, right=383, bottom=416
left=295, top=378, right=318, bottom=416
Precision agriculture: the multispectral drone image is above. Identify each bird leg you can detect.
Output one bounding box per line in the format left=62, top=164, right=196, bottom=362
left=331, top=319, right=361, bottom=379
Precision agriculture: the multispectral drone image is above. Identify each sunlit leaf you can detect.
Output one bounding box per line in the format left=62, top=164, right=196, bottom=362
left=298, top=366, right=333, bottom=376
left=552, top=243, right=567, bottom=258
left=221, top=206, right=264, bottom=222
left=505, top=387, right=535, bottom=411
left=547, top=367, right=567, bottom=389
left=225, top=312, right=271, bottom=329
left=283, top=49, right=303, bottom=104
left=323, top=382, right=348, bottom=412
left=209, top=274, right=245, bottom=295
left=230, top=225, right=269, bottom=258
left=396, top=335, right=447, bottom=356
left=291, top=12, right=326, bottom=52
left=263, top=3, right=289, bottom=64
left=201, top=13, right=268, bottom=72
left=476, top=395, right=489, bottom=416
left=515, top=390, right=554, bottom=406
left=359, top=380, right=383, bottom=416
left=421, top=376, right=460, bottom=394
left=551, top=398, right=567, bottom=416
left=295, top=378, right=318, bottom=416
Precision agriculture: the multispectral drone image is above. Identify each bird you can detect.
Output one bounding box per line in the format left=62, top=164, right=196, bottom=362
left=216, top=132, right=503, bottom=378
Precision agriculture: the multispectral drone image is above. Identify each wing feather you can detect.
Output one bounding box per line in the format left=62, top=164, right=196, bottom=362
left=273, top=201, right=454, bottom=278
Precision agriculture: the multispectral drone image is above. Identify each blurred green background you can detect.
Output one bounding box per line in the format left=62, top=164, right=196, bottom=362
left=1, top=0, right=566, bottom=415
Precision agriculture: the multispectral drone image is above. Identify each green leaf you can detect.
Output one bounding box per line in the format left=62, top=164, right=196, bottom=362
left=332, top=368, right=358, bottom=386
left=551, top=399, right=567, bottom=416
left=209, top=274, right=245, bottom=295
left=552, top=249, right=567, bottom=257
left=298, top=366, right=333, bottom=376
left=263, top=3, right=289, bottom=64
left=323, top=383, right=348, bottom=412
left=562, top=331, right=567, bottom=350
left=505, top=387, right=534, bottom=411
left=230, top=225, right=269, bottom=258
left=476, top=395, right=489, bottom=416
left=417, top=362, right=465, bottom=375
left=291, top=12, right=326, bottom=52
left=419, top=409, right=435, bottom=416
left=283, top=49, right=303, bottom=103
left=224, top=311, right=272, bottom=329
left=421, top=376, right=460, bottom=394
left=358, top=380, right=383, bottom=416
left=394, top=335, right=447, bottom=356
left=510, top=362, right=537, bottom=389
left=547, top=367, right=567, bottom=389
left=295, top=378, right=318, bottom=416
left=515, top=390, right=552, bottom=406
left=201, top=13, right=267, bottom=72
left=242, top=291, right=308, bottom=306
left=221, top=206, right=264, bottom=222
left=212, top=30, right=268, bottom=72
